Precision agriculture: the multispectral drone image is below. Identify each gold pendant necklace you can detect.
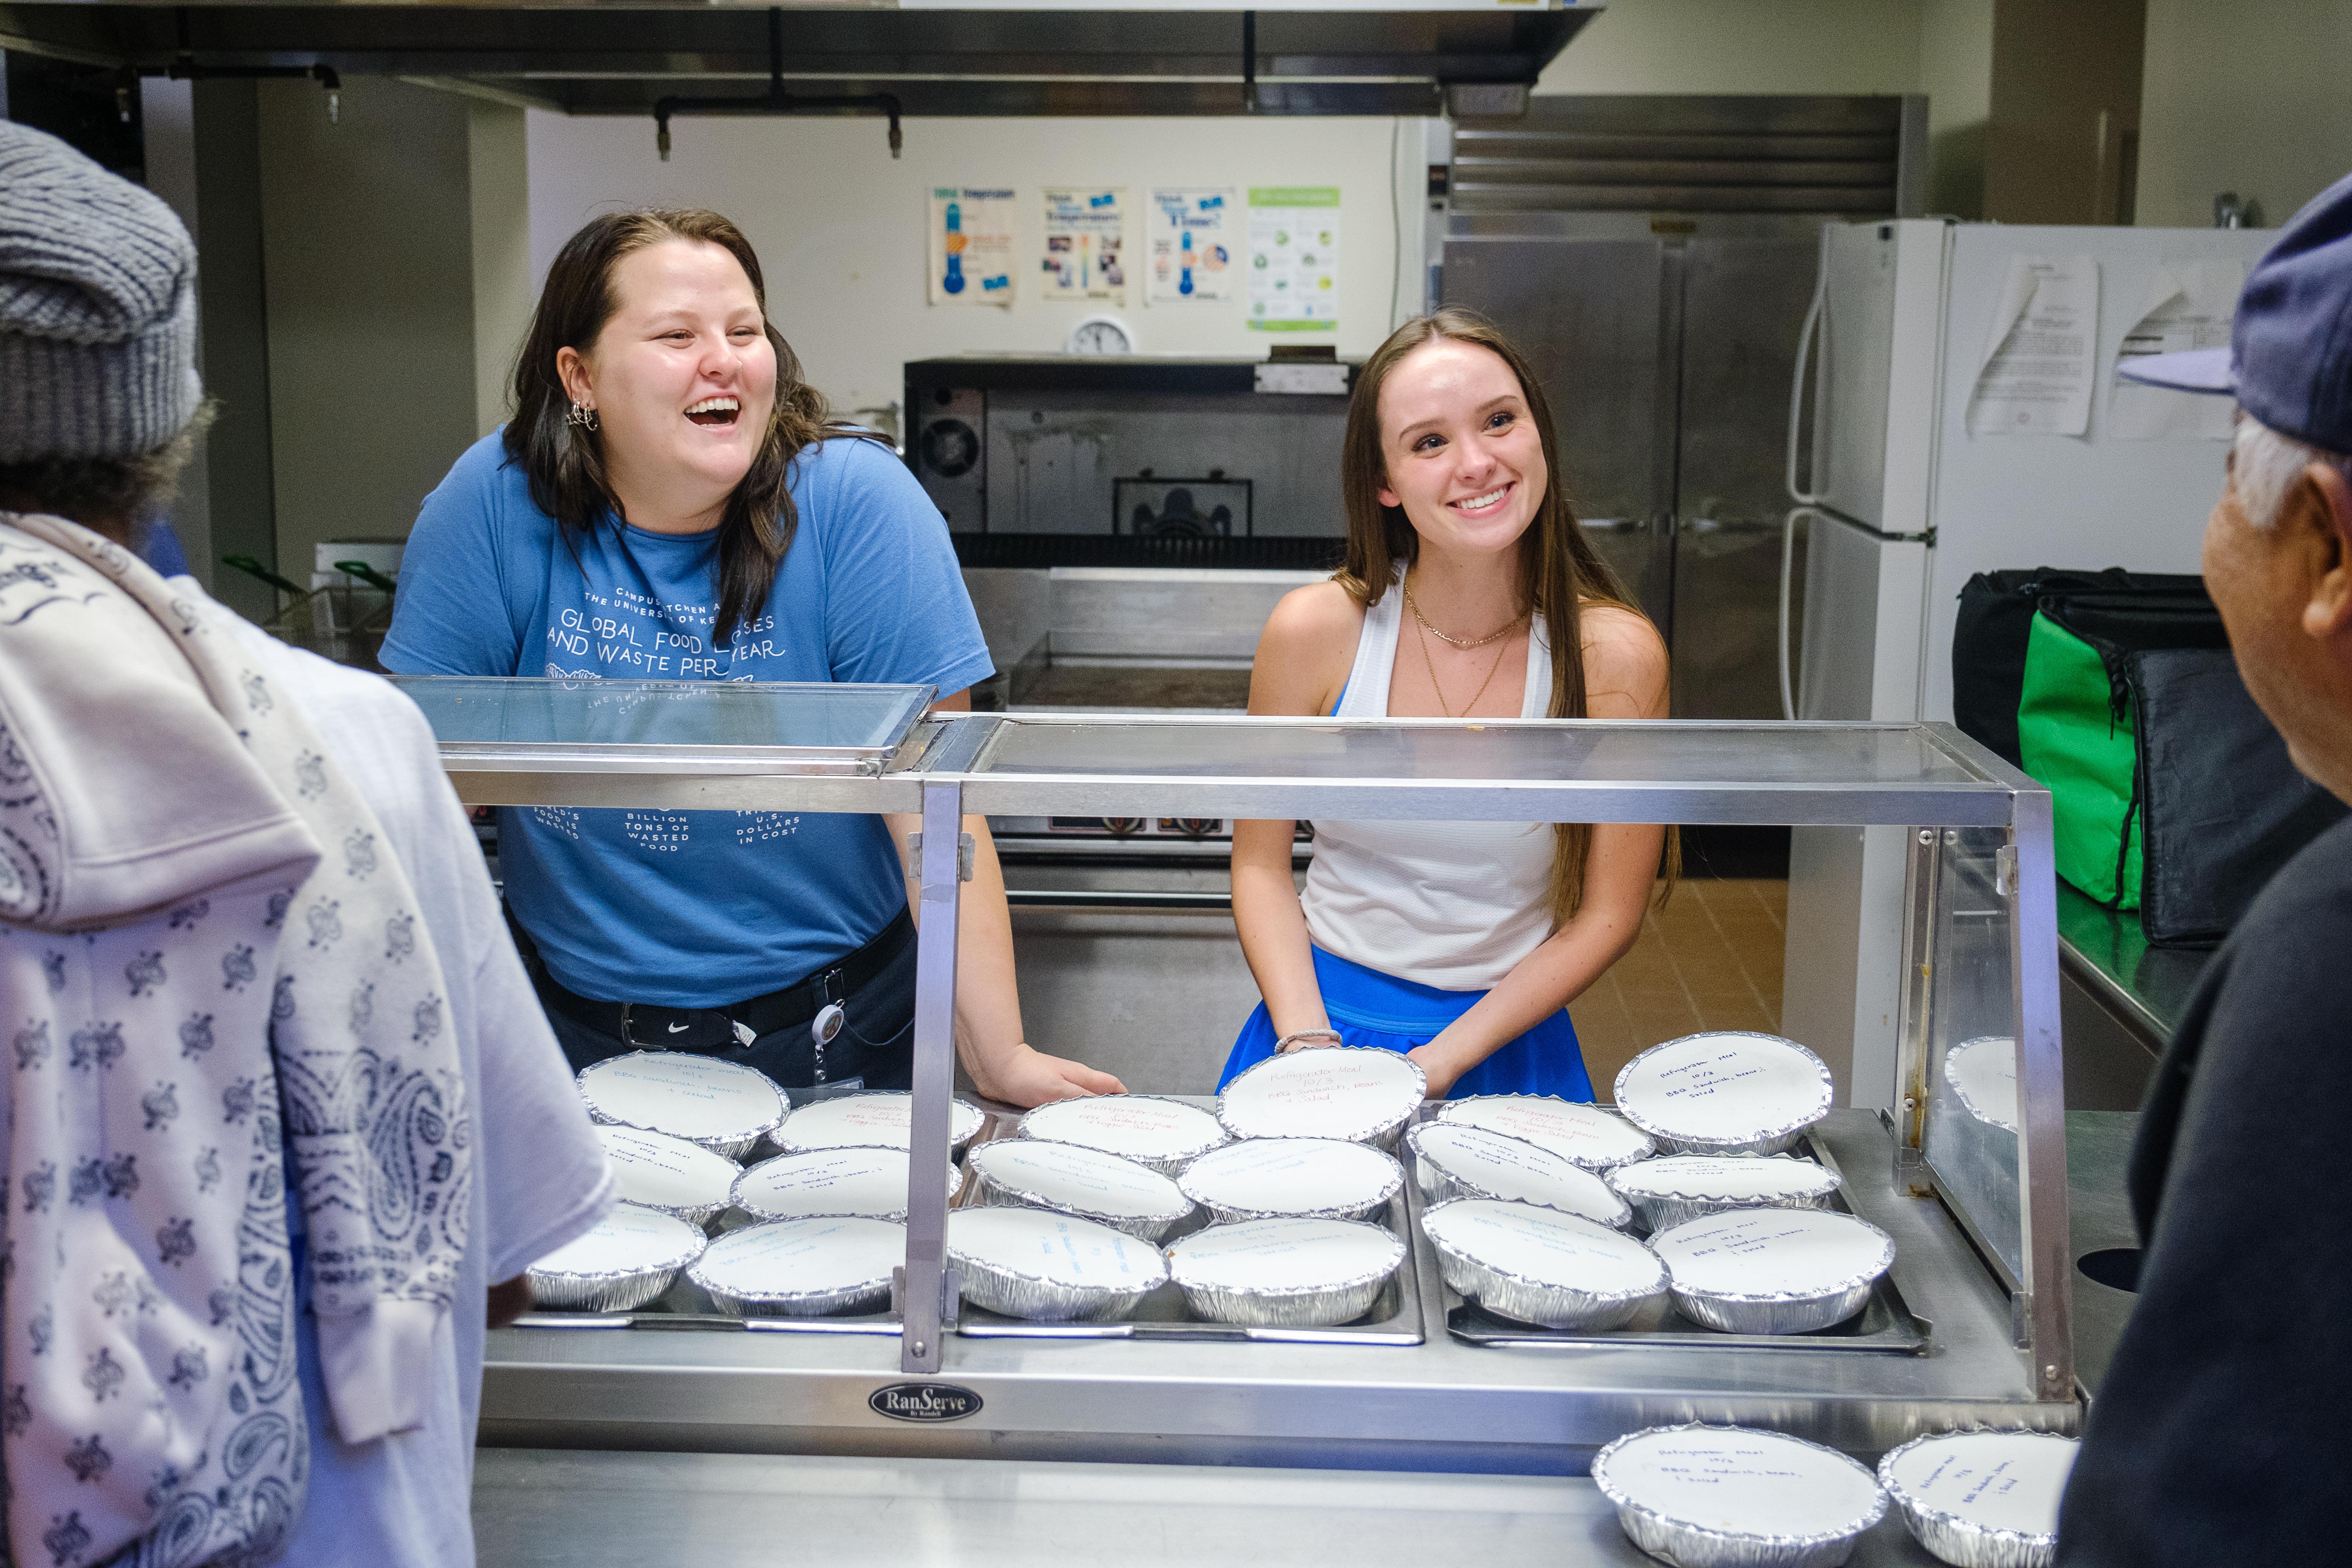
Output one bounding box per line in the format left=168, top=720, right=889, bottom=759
left=1403, top=580, right=1522, bottom=649
left=1416, top=614, right=1515, bottom=719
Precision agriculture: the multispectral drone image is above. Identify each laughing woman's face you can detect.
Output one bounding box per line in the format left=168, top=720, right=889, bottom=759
left=561, top=237, right=779, bottom=530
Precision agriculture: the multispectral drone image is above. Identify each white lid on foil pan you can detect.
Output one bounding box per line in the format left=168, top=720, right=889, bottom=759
left=1177, top=1136, right=1404, bottom=1223
left=527, top=1205, right=706, bottom=1313
left=1593, top=1424, right=1887, bottom=1566
left=1406, top=1122, right=1632, bottom=1228
left=599, top=1125, right=742, bottom=1226
left=1217, top=1047, right=1426, bottom=1145
left=1164, top=1217, right=1404, bottom=1328
left=732, top=1145, right=963, bottom=1224
left=1421, top=1197, right=1666, bottom=1332
left=947, top=1206, right=1168, bottom=1322
left=1613, top=1032, right=1834, bottom=1155
left=688, top=1215, right=904, bottom=1317
left=1878, top=1428, right=2077, bottom=1567
left=1015, top=1094, right=1228, bottom=1174
left=777, top=1090, right=984, bottom=1155
left=968, top=1138, right=1194, bottom=1242
left=1434, top=1094, right=1655, bottom=1171
left=1651, top=1207, right=1894, bottom=1335
left=1945, top=1036, right=2022, bottom=1133
left=577, top=1050, right=789, bottom=1158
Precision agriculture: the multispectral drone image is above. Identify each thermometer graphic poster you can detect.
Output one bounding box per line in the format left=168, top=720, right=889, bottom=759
left=1040, top=187, right=1128, bottom=303
left=1247, top=187, right=1340, bottom=332
left=1147, top=188, right=1236, bottom=303
left=927, top=187, right=1015, bottom=307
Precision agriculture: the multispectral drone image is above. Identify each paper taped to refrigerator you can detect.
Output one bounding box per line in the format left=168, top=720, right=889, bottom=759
left=2110, top=260, right=2243, bottom=440
left=1968, top=253, right=2098, bottom=438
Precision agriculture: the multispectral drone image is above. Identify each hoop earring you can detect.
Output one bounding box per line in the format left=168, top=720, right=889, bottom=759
left=567, top=401, right=599, bottom=432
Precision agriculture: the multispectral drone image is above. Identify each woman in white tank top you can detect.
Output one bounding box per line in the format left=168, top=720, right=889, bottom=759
left=1219, top=309, right=1675, bottom=1102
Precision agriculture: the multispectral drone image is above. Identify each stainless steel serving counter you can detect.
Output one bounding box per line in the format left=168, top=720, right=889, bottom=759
left=473, top=1449, right=1954, bottom=1567
left=480, top=1109, right=2074, bottom=1472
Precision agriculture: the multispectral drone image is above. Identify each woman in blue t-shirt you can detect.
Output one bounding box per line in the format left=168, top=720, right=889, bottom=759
left=384, top=208, right=1122, bottom=1107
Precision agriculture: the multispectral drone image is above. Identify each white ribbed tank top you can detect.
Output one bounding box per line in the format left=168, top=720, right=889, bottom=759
left=1301, top=582, right=1557, bottom=991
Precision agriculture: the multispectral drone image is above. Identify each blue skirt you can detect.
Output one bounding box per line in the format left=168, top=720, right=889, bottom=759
left=1217, top=945, right=1594, bottom=1102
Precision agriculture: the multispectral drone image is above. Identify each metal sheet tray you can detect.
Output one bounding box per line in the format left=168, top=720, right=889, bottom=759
left=952, top=1120, right=1424, bottom=1346
left=1424, top=1128, right=1930, bottom=1355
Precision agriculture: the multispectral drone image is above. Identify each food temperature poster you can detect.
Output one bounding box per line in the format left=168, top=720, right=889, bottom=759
left=1248, top=187, right=1340, bottom=332
left=1147, top=187, right=1235, bottom=303
left=927, top=187, right=1015, bottom=307
left=1040, top=186, right=1128, bottom=303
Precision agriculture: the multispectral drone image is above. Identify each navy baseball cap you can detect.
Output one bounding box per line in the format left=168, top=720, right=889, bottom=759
left=2118, top=169, right=2352, bottom=452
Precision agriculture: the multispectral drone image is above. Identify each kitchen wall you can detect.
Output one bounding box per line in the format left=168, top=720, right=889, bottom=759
left=526, top=112, right=1421, bottom=428
left=2134, top=0, right=2352, bottom=230
left=254, top=77, right=530, bottom=580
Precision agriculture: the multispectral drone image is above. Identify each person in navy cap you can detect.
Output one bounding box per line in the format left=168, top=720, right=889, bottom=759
left=2058, top=176, right=2352, bottom=1564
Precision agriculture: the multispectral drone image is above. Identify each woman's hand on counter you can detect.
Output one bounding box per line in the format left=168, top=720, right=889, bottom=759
left=968, top=1043, right=1127, bottom=1108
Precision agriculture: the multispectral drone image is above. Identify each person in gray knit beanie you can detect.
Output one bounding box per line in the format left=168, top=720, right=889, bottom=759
left=0, top=119, right=203, bottom=488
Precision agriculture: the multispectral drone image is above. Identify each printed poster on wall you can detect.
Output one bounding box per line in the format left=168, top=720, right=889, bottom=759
left=1040, top=187, right=1128, bottom=303
left=1247, top=187, right=1340, bottom=332
left=1147, top=187, right=1236, bottom=303
left=926, top=187, right=1015, bottom=307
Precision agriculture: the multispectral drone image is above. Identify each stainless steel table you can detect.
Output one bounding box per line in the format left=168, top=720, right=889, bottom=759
left=472, top=1449, right=1951, bottom=1567
left=481, top=1110, right=2073, bottom=1471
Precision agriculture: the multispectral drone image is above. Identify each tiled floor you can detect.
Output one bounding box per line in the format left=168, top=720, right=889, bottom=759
left=1572, top=878, right=1787, bottom=1101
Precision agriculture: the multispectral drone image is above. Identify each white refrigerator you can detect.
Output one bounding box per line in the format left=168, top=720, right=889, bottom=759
left=1778, top=218, right=2271, bottom=1109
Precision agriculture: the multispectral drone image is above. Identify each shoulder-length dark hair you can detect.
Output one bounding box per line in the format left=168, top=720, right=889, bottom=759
left=506, top=208, right=866, bottom=648
left=1335, top=306, right=1677, bottom=924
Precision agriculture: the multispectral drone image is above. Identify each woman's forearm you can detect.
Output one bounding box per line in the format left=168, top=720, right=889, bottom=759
left=1231, top=818, right=1329, bottom=1037
left=887, top=811, right=1021, bottom=1082
left=1412, top=822, right=1663, bottom=1093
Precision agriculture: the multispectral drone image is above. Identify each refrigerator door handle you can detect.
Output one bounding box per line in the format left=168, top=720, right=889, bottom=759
left=1785, top=227, right=1833, bottom=506
left=1777, top=505, right=1934, bottom=722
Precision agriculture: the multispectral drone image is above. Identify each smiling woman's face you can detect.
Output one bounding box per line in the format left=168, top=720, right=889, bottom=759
left=1375, top=337, right=1547, bottom=563
left=562, top=237, right=779, bottom=530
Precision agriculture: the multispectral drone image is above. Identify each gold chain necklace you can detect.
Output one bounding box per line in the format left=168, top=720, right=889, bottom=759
left=1402, top=580, right=1522, bottom=649
left=1414, top=612, right=1516, bottom=719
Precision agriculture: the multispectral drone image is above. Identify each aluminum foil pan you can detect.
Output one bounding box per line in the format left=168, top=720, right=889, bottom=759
left=1652, top=1208, right=1895, bottom=1335
left=1434, top=1094, right=1655, bottom=1172
left=1613, top=1032, right=1835, bottom=1156
left=1176, top=1136, right=1404, bottom=1225
left=1877, top=1429, right=2077, bottom=1568
left=686, top=1215, right=905, bottom=1318
left=1608, top=1154, right=1844, bottom=1234
left=1406, top=1122, right=1633, bottom=1228
left=526, top=1207, right=706, bottom=1312
left=947, top=1206, right=1168, bottom=1322
left=969, top=1138, right=1194, bottom=1242
left=1592, top=1423, right=1888, bottom=1568
left=731, top=1144, right=963, bottom=1224
left=776, top=1090, right=985, bottom=1156
left=597, top=1125, right=743, bottom=1229
left=1944, top=1037, right=2021, bottom=1134
left=1164, top=1217, right=1404, bottom=1327
left=1015, top=1094, right=1228, bottom=1176
left=577, top=1050, right=789, bottom=1160
left=1421, top=1197, right=1666, bottom=1332
left=1217, top=1047, right=1427, bottom=1147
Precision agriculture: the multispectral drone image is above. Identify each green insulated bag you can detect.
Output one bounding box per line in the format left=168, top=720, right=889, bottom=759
left=2014, top=585, right=2343, bottom=945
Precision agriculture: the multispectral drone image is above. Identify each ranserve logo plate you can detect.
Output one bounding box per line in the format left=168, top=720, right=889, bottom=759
left=868, top=1382, right=984, bottom=1423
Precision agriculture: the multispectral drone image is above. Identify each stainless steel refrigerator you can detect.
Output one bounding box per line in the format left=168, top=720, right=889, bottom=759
left=1437, top=94, right=1925, bottom=720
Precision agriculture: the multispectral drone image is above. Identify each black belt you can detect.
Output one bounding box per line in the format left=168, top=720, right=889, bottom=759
left=533, top=908, right=915, bottom=1053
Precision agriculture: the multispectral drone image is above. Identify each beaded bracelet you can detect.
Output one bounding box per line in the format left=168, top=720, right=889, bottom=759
left=1274, top=1029, right=1344, bottom=1053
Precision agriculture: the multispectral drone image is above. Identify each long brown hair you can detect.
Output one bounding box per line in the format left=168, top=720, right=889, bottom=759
left=1336, top=307, right=1678, bottom=925
left=506, top=208, right=871, bottom=648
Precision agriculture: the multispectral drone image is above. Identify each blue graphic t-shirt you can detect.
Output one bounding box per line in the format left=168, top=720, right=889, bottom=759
left=382, top=430, right=994, bottom=1006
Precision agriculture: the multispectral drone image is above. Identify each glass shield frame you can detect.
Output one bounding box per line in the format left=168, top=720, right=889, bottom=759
left=397, top=686, right=2070, bottom=1406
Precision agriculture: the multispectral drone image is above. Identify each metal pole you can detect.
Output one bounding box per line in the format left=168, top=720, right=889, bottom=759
left=900, top=778, right=964, bottom=1373
left=2007, top=789, right=2074, bottom=1402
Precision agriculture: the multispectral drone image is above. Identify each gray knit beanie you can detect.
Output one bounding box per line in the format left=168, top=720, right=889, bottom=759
left=0, top=120, right=202, bottom=463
